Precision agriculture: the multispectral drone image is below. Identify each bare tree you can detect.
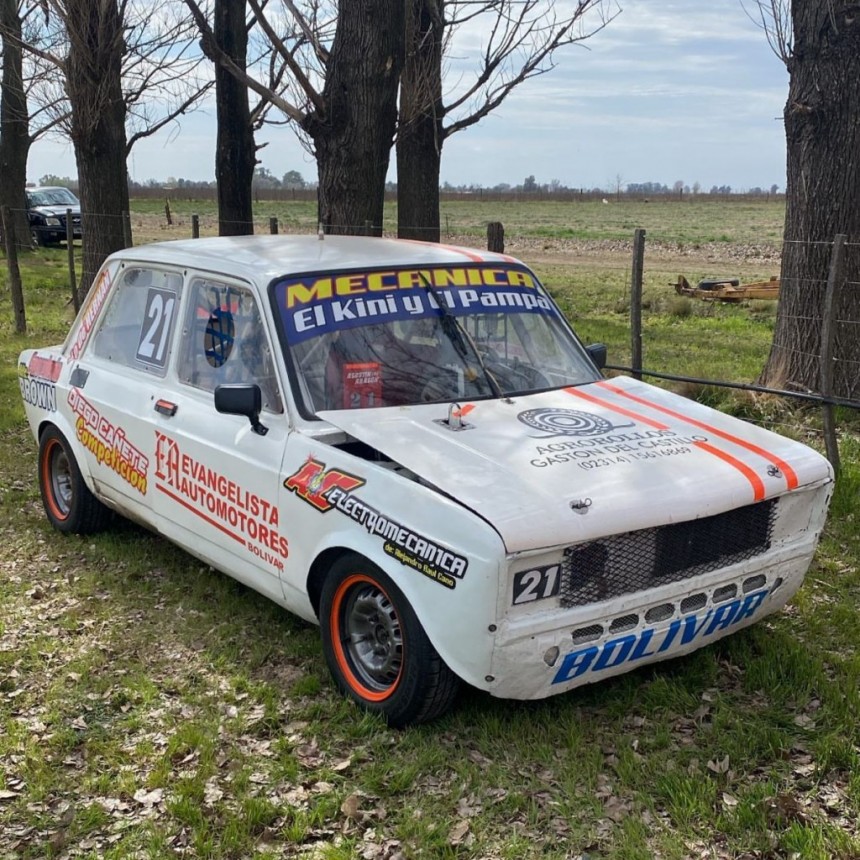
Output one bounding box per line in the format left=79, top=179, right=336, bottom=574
left=185, top=0, right=404, bottom=235
left=752, top=0, right=860, bottom=399
left=16, top=1, right=212, bottom=288
left=397, top=0, right=619, bottom=241
left=397, top=0, right=445, bottom=242
left=0, top=0, right=69, bottom=250
left=214, top=0, right=255, bottom=235
left=0, top=0, right=31, bottom=249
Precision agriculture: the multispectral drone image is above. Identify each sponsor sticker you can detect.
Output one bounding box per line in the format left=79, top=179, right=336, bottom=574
left=18, top=354, right=63, bottom=413
left=68, top=388, right=148, bottom=495
left=274, top=265, right=560, bottom=344
left=28, top=354, right=63, bottom=382
left=284, top=457, right=467, bottom=588
left=551, top=586, right=771, bottom=685
left=154, top=432, right=288, bottom=570
left=519, top=407, right=703, bottom=470
left=69, top=268, right=113, bottom=360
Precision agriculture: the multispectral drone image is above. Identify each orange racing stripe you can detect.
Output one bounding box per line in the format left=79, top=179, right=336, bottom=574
left=595, top=381, right=799, bottom=490
left=564, top=386, right=669, bottom=430
left=564, top=386, right=766, bottom=502
left=693, top=441, right=766, bottom=501
left=396, top=237, right=518, bottom=264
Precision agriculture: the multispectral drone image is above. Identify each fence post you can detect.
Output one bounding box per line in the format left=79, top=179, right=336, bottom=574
left=820, top=233, right=846, bottom=474
left=191, top=214, right=199, bottom=239
left=487, top=222, right=504, bottom=253
left=66, top=210, right=79, bottom=313
left=123, top=211, right=132, bottom=248
left=1, top=205, right=27, bottom=333
left=164, top=199, right=172, bottom=226
left=269, top=216, right=278, bottom=235
left=630, top=228, right=646, bottom=380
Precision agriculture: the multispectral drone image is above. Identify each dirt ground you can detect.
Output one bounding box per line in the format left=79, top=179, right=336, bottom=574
left=129, top=210, right=781, bottom=281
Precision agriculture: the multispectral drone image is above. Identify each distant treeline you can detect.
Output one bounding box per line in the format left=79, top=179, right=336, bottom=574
left=36, top=173, right=784, bottom=204
left=128, top=187, right=784, bottom=204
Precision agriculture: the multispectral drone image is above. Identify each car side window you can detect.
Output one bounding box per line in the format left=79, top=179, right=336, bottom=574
left=177, top=278, right=283, bottom=414
left=90, top=267, right=182, bottom=376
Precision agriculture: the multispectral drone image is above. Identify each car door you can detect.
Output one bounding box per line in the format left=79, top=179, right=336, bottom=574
left=148, top=275, right=290, bottom=604
left=72, top=263, right=184, bottom=523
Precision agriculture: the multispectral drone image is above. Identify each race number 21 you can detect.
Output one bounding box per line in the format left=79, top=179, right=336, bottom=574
left=136, top=288, right=177, bottom=368
left=512, top=564, right=561, bottom=605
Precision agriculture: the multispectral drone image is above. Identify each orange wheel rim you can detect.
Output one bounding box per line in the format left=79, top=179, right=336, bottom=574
left=330, top=573, right=403, bottom=702
left=41, top=438, right=71, bottom=521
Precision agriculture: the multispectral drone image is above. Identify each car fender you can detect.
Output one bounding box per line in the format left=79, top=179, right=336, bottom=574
left=280, top=437, right=506, bottom=690
left=18, top=349, right=103, bottom=499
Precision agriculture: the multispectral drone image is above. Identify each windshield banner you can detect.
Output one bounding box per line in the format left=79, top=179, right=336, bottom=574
left=274, top=266, right=560, bottom=344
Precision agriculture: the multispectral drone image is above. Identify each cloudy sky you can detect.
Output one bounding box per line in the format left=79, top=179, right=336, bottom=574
left=27, top=0, right=789, bottom=193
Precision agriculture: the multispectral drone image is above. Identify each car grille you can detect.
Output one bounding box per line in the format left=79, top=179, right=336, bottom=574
left=559, top=499, right=777, bottom=608
left=56, top=213, right=82, bottom=234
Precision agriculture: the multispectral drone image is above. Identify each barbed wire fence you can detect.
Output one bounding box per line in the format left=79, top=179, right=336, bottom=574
left=615, top=229, right=860, bottom=475
left=2, top=202, right=858, bottom=471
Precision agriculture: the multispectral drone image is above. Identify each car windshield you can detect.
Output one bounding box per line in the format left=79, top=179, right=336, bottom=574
left=28, top=188, right=79, bottom=206
left=272, top=263, right=599, bottom=412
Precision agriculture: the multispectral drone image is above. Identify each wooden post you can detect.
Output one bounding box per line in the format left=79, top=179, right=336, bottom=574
left=123, top=210, right=132, bottom=248
left=1, top=205, right=27, bottom=333
left=487, top=222, right=504, bottom=253
left=630, top=228, right=646, bottom=380
left=164, top=199, right=172, bottom=226
left=66, top=209, right=79, bottom=313
left=820, top=233, right=846, bottom=474
left=269, top=216, right=278, bottom=235
left=191, top=214, right=199, bottom=239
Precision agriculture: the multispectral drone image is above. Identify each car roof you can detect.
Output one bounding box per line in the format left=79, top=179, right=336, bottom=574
left=108, top=235, right=522, bottom=285
left=29, top=186, right=77, bottom=193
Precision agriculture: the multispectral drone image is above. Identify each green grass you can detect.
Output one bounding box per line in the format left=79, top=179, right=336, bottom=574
left=130, top=194, right=787, bottom=246
left=1, top=204, right=858, bottom=858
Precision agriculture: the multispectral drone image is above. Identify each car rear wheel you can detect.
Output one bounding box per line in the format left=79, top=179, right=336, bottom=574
left=320, top=554, right=459, bottom=727
left=38, top=426, right=110, bottom=534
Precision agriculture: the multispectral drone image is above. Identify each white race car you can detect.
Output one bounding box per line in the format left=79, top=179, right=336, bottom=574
left=18, top=235, right=833, bottom=725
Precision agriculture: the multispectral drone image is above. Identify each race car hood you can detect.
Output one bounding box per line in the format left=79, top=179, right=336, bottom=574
left=319, top=376, right=833, bottom=553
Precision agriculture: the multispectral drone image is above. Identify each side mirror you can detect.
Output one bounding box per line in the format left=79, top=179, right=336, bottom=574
left=586, top=343, right=607, bottom=370
left=214, top=383, right=268, bottom=436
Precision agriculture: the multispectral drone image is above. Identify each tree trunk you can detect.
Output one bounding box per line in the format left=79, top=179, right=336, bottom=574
left=397, top=0, right=444, bottom=242
left=760, top=0, right=860, bottom=400
left=0, top=0, right=32, bottom=250
left=309, top=0, right=404, bottom=236
left=66, top=0, right=130, bottom=292
left=215, top=0, right=255, bottom=236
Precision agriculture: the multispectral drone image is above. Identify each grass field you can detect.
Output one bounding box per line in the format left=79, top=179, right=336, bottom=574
left=1, top=199, right=859, bottom=859
left=132, top=195, right=787, bottom=246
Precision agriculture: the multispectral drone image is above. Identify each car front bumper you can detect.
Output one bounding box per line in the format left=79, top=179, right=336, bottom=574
left=485, top=540, right=814, bottom=700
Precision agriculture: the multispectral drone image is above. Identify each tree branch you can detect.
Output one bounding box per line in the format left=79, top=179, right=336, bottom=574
left=183, top=0, right=308, bottom=124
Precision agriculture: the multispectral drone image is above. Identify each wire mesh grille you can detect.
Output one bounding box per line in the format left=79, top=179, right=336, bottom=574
left=559, top=499, right=777, bottom=608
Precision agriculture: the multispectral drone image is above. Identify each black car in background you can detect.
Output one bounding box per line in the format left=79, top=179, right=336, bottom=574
left=26, top=186, right=82, bottom=245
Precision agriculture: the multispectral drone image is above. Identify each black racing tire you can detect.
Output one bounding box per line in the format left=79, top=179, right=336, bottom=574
left=320, top=554, right=460, bottom=727
left=38, top=425, right=110, bottom=534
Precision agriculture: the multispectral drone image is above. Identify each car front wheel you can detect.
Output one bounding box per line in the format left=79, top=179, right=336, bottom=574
left=38, top=426, right=110, bottom=534
left=320, top=554, right=459, bottom=727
